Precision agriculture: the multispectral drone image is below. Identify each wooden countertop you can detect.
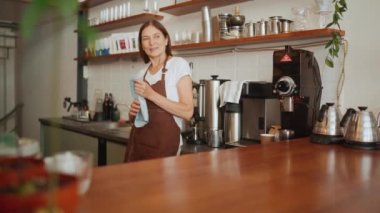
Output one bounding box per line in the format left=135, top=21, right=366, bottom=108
left=80, top=138, right=380, bottom=212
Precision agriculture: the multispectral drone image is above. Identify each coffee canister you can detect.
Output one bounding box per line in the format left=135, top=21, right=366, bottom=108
left=204, top=75, right=224, bottom=130
left=255, top=19, right=267, bottom=36
left=224, top=103, right=241, bottom=143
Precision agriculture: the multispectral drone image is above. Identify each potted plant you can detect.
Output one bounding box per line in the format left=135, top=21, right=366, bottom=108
left=324, top=0, right=347, bottom=68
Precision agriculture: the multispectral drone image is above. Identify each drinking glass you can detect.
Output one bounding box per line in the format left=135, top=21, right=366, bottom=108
left=44, top=150, right=94, bottom=195
left=291, top=7, right=310, bottom=31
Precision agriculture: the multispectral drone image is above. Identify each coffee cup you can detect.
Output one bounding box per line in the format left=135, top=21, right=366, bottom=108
left=260, top=133, right=275, bottom=144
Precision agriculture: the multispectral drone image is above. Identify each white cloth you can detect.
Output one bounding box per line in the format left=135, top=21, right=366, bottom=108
left=130, top=79, right=149, bottom=128
left=219, top=81, right=246, bottom=107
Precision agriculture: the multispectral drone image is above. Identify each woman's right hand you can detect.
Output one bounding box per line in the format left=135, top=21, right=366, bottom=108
left=129, top=100, right=141, bottom=122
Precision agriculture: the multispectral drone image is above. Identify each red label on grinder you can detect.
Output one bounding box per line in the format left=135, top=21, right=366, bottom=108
left=280, top=54, right=292, bottom=62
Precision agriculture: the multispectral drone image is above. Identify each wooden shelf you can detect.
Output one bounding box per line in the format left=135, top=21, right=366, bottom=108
left=172, top=28, right=345, bottom=51
left=80, top=0, right=112, bottom=9
left=80, top=29, right=344, bottom=62
left=160, top=0, right=253, bottom=16
left=76, top=52, right=139, bottom=62
left=91, top=13, right=163, bottom=32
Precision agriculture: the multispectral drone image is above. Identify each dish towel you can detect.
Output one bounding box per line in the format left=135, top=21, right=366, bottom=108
left=219, top=81, right=246, bottom=107
left=130, top=79, right=149, bottom=128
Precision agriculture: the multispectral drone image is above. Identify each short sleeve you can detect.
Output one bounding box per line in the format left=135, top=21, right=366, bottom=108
left=172, top=57, right=191, bottom=85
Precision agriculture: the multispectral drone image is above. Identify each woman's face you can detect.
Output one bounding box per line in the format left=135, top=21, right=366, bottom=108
left=141, top=25, right=168, bottom=59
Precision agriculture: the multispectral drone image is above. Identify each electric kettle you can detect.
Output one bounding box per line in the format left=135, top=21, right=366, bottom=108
left=310, top=102, right=344, bottom=144
left=342, top=106, right=380, bottom=149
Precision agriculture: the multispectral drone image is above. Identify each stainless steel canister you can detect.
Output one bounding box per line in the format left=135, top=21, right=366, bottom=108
left=245, top=21, right=254, bottom=37
left=279, top=19, right=293, bottom=33
left=224, top=103, right=241, bottom=143
left=207, top=129, right=224, bottom=147
left=198, top=80, right=206, bottom=118
left=204, top=75, right=223, bottom=130
left=201, top=6, right=213, bottom=42
left=255, top=19, right=267, bottom=36
left=269, top=16, right=282, bottom=34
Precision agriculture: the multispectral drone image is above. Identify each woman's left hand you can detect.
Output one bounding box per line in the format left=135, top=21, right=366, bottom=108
left=134, top=80, right=155, bottom=99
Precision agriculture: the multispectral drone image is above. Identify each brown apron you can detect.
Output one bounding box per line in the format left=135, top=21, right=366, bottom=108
left=124, top=58, right=180, bottom=162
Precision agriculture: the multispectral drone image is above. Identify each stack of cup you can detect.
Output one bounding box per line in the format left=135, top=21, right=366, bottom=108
left=201, top=6, right=213, bottom=42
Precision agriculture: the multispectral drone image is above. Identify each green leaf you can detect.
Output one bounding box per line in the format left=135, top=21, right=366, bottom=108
left=20, top=0, right=49, bottom=38
left=326, top=22, right=334, bottom=28
left=325, top=40, right=333, bottom=48
left=77, top=17, right=98, bottom=44
left=325, top=58, right=334, bottom=68
left=57, top=0, right=79, bottom=18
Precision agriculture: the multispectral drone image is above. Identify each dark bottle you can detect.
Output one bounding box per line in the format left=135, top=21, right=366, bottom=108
left=103, top=93, right=109, bottom=120
left=109, top=93, right=115, bottom=120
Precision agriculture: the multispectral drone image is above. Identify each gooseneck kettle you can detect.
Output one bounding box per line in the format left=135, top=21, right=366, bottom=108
left=310, top=102, right=344, bottom=144
left=341, top=106, right=380, bottom=149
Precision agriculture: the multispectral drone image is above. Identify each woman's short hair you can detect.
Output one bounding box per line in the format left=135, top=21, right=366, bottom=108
left=138, top=20, right=173, bottom=63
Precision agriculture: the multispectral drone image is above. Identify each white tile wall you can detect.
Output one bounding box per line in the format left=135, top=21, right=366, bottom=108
left=86, top=0, right=348, bottom=120
left=88, top=47, right=341, bottom=121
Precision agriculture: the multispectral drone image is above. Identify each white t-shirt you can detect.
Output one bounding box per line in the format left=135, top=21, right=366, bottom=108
left=136, top=56, right=192, bottom=132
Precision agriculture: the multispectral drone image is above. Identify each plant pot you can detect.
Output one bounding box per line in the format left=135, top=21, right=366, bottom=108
left=0, top=157, right=79, bottom=212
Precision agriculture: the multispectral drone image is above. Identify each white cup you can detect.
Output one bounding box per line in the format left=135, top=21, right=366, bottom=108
left=44, top=150, right=93, bottom=195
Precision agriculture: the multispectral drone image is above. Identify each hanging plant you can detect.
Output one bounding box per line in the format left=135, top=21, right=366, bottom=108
left=324, top=0, right=347, bottom=68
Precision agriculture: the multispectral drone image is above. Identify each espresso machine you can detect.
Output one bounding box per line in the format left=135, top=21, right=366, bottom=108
left=272, top=45, right=322, bottom=138
left=241, top=82, right=281, bottom=141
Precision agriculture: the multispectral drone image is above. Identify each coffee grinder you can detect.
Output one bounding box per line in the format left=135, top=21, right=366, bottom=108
left=272, top=45, right=322, bottom=138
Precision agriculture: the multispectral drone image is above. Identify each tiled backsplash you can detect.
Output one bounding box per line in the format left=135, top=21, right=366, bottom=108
left=87, top=45, right=340, bottom=120
left=86, top=0, right=342, bottom=120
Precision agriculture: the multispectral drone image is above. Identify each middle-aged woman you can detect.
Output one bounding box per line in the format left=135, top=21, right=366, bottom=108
left=124, top=20, right=193, bottom=162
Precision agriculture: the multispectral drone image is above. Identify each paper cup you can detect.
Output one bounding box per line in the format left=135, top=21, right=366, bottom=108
left=260, top=134, right=275, bottom=144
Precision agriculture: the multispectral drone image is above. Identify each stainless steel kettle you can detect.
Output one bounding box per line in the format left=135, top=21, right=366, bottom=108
left=310, top=102, right=344, bottom=144
left=342, top=106, right=380, bottom=149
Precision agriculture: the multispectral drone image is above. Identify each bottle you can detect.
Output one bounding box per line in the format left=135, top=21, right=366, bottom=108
left=112, top=105, right=120, bottom=121
left=103, top=93, right=109, bottom=120
left=109, top=93, right=115, bottom=120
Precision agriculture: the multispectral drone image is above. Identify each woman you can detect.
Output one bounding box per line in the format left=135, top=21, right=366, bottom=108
left=124, top=20, right=193, bottom=162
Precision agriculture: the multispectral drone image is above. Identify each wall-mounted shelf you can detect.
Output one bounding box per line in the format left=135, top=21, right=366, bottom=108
left=79, top=29, right=344, bottom=62
left=91, top=13, right=163, bottom=32
left=80, top=0, right=112, bottom=10
left=172, top=28, right=345, bottom=51
left=160, top=0, right=253, bottom=16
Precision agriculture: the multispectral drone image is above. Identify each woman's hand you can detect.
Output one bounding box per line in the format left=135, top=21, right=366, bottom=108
left=134, top=80, right=155, bottom=100
left=129, top=100, right=141, bottom=122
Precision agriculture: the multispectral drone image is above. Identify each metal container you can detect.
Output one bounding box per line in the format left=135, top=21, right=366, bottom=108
left=201, top=6, right=213, bottom=42
left=204, top=75, right=224, bottom=130
left=268, top=16, right=282, bottom=34
left=198, top=80, right=206, bottom=118
left=207, top=129, right=224, bottom=147
left=279, top=19, right=293, bottom=33
left=245, top=22, right=255, bottom=37
left=255, top=19, right=267, bottom=36
left=224, top=103, right=241, bottom=143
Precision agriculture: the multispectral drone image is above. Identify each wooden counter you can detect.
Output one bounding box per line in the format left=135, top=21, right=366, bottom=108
left=81, top=138, right=380, bottom=212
